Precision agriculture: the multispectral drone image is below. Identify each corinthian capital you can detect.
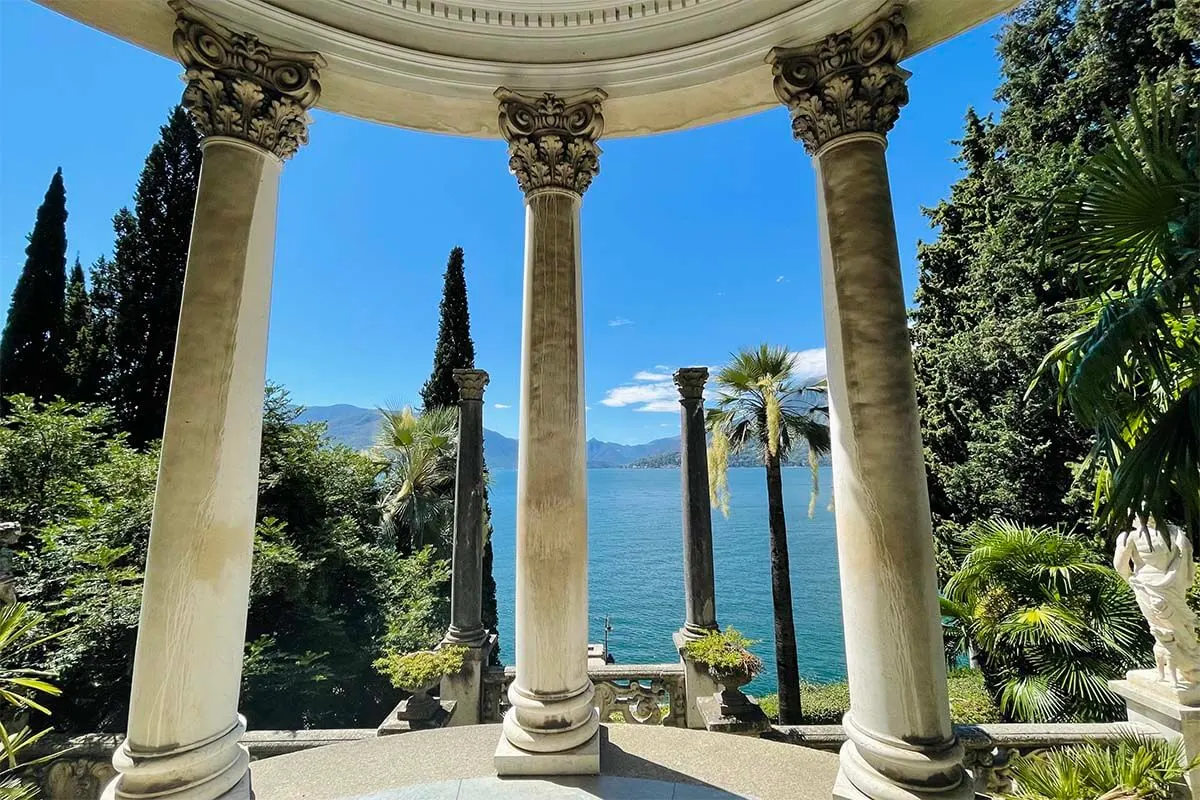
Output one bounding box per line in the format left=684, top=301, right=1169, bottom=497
left=674, top=368, right=709, bottom=402
left=453, top=369, right=490, bottom=402
left=170, top=0, right=324, bottom=160
left=768, top=6, right=910, bottom=155
left=495, top=89, right=606, bottom=196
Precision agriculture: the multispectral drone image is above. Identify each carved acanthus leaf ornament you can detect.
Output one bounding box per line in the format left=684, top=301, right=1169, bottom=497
left=453, top=369, right=490, bottom=401
left=769, top=7, right=910, bottom=155
left=170, top=1, right=324, bottom=160
left=496, top=89, right=606, bottom=196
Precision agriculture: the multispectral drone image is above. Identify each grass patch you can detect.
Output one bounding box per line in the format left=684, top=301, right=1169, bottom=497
left=756, top=667, right=1000, bottom=724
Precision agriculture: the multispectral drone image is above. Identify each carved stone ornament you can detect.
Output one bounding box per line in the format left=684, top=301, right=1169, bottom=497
left=170, top=0, right=324, bottom=160
left=453, top=368, right=490, bottom=401
left=768, top=6, right=910, bottom=155
left=495, top=89, right=606, bottom=196
left=673, top=367, right=709, bottom=402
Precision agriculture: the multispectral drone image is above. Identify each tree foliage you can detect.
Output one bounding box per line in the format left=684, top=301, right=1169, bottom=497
left=1035, top=87, right=1200, bottom=537
left=941, top=519, right=1150, bottom=722
left=0, top=169, right=68, bottom=409
left=0, top=391, right=449, bottom=732
left=912, top=0, right=1199, bottom=573
left=88, top=107, right=200, bottom=447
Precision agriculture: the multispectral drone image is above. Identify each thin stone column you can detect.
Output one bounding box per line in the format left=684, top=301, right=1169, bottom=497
left=494, top=88, right=605, bottom=775
left=104, top=7, right=322, bottom=800
left=770, top=9, right=970, bottom=800
left=441, top=368, right=496, bottom=726
left=672, top=368, right=720, bottom=728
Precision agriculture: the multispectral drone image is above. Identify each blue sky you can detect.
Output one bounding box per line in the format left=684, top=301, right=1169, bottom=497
left=0, top=2, right=1005, bottom=444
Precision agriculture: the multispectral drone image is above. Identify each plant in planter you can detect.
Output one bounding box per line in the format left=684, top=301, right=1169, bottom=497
left=374, top=645, right=466, bottom=731
left=684, top=628, right=764, bottom=721
left=1003, top=734, right=1197, bottom=800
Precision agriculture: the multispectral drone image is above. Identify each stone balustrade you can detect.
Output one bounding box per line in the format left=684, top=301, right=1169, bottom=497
left=482, top=663, right=688, bottom=728
left=23, top=710, right=1161, bottom=799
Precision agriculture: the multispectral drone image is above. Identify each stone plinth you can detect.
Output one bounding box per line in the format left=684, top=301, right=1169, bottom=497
left=674, top=630, right=719, bottom=730
left=442, top=634, right=497, bottom=728
left=494, top=730, right=600, bottom=776
left=1112, top=675, right=1200, bottom=799
left=377, top=698, right=456, bottom=736
left=695, top=694, right=771, bottom=737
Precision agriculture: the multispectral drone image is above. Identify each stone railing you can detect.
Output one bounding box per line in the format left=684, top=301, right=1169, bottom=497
left=24, top=715, right=1159, bottom=798
left=24, top=729, right=376, bottom=800
left=767, top=721, right=1159, bottom=796
left=481, top=663, right=687, bottom=727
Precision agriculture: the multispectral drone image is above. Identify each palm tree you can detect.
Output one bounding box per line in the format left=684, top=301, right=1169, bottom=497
left=373, top=405, right=458, bottom=555
left=706, top=344, right=830, bottom=724
left=1034, top=87, right=1199, bottom=540
left=1006, top=734, right=1195, bottom=800
left=941, top=519, right=1150, bottom=722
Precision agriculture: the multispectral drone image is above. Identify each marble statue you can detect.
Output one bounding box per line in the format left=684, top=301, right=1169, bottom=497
left=1114, top=516, right=1200, bottom=687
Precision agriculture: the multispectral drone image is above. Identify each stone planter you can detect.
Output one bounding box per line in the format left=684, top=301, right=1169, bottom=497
left=377, top=675, right=457, bottom=735
left=694, top=663, right=770, bottom=736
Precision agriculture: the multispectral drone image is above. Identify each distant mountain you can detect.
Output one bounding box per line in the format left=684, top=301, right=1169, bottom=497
left=297, top=404, right=681, bottom=469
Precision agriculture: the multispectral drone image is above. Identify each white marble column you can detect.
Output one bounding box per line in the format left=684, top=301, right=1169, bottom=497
left=104, top=7, right=322, bottom=800
left=770, top=8, right=970, bottom=800
left=494, top=89, right=605, bottom=776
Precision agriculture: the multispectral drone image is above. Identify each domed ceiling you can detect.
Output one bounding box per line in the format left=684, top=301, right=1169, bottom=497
left=39, top=0, right=1017, bottom=137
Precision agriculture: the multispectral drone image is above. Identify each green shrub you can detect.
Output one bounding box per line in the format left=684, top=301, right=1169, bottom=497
left=757, top=668, right=999, bottom=724
left=683, top=628, right=762, bottom=679
left=1004, top=735, right=1195, bottom=800
left=374, top=645, right=466, bottom=691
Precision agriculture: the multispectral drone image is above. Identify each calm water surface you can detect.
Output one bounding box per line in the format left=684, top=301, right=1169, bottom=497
left=488, top=466, right=846, bottom=694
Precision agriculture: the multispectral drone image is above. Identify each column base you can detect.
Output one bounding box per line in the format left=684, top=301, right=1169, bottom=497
left=836, top=741, right=973, bottom=800
left=102, top=753, right=250, bottom=800
left=674, top=629, right=718, bottom=730
left=103, top=718, right=251, bottom=800
left=494, top=729, right=600, bottom=776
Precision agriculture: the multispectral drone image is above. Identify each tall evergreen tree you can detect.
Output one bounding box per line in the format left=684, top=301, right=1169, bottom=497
left=420, top=246, right=499, bottom=650
left=90, top=107, right=201, bottom=446
left=0, top=169, right=69, bottom=407
left=61, top=258, right=92, bottom=401
left=421, top=247, right=476, bottom=409
left=912, top=0, right=1198, bottom=567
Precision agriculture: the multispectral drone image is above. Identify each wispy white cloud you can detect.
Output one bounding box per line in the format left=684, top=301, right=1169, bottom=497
left=789, top=348, right=827, bottom=381
left=608, top=317, right=634, bottom=327
left=493, top=403, right=511, bottom=409
left=601, top=368, right=679, bottom=413
left=776, top=275, right=786, bottom=283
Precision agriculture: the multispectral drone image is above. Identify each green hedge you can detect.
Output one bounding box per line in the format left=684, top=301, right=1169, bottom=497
left=756, top=668, right=999, bottom=725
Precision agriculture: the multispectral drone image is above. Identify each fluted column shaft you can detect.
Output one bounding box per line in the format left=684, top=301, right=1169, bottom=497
left=495, top=89, right=605, bottom=773
left=445, top=369, right=489, bottom=646
left=675, top=367, right=718, bottom=638
left=771, top=8, right=969, bottom=800
left=105, top=7, right=322, bottom=800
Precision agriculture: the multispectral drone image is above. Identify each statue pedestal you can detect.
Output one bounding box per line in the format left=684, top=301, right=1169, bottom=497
left=1111, top=674, right=1200, bottom=799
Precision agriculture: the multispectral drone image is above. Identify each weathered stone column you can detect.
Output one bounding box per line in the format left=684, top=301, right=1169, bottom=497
left=770, top=9, right=970, bottom=800
left=104, top=7, right=322, bottom=800
left=494, top=88, right=605, bottom=775
left=441, top=368, right=496, bottom=726
left=671, top=367, right=721, bottom=729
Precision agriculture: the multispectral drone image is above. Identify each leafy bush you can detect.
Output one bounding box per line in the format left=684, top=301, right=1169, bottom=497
left=374, top=645, right=466, bottom=691
left=758, top=668, right=1000, bottom=725
left=683, top=628, right=762, bottom=680
left=1004, top=735, right=1194, bottom=800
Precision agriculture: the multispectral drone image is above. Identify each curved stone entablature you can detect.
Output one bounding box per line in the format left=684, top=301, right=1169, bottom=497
left=38, top=0, right=1017, bottom=137
left=171, top=0, right=324, bottom=159
left=497, top=89, right=606, bottom=195
left=769, top=5, right=909, bottom=154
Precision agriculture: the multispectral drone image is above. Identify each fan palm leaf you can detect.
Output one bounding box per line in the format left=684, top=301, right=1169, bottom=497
left=373, top=406, right=459, bottom=553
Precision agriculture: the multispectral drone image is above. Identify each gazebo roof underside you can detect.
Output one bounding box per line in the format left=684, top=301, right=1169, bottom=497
left=38, top=0, right=1018, bottom=137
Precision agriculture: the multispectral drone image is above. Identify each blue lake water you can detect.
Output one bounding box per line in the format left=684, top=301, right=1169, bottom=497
left=488, top=465, right=846, bottom=694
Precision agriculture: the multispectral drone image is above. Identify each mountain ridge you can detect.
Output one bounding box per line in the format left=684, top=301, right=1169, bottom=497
left=297, top=403, right=680, bottom=469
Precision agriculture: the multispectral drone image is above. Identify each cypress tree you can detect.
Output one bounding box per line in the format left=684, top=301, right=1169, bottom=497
left=91, top=107, right=201, bottom=446
left=421, top=247, right=476, bottom=410
left=0, top=168, right=69, bottom=406
left=61, top=258, right=92, bottom=401
left=912, top=0, right=1198, bottom=563
left=420, top=246, right=499, bottom=653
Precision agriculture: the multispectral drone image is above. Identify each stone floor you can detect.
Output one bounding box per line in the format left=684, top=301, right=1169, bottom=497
left=250, top=723, right=839, bottom=799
